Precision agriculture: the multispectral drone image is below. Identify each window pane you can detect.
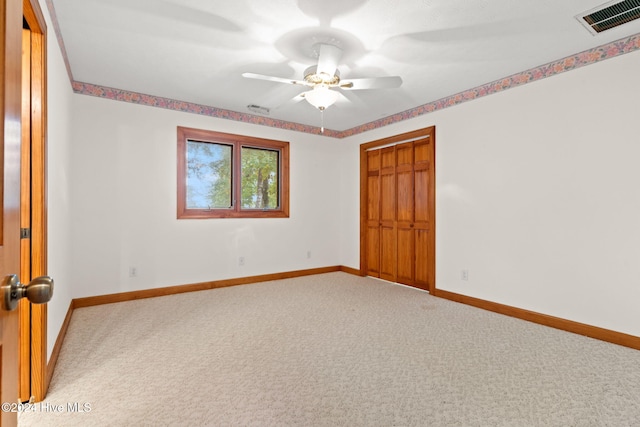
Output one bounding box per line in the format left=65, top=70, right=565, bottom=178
left=186, top=141, right=232, bottom=209
left=241, top=147, right=279, bottom=210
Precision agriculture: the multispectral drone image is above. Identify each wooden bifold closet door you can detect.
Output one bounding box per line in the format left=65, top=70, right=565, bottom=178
left=362, top=127, right=435, bottom=292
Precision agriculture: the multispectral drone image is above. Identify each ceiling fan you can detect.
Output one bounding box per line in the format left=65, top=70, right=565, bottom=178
left=242, top=43, right=402, bottom=131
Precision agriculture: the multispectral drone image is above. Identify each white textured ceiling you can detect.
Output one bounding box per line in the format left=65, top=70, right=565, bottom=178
left=51, top=0, right=640, bottom=133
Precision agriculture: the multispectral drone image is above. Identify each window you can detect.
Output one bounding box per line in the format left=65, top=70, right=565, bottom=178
left=177, top=127, right=289, bottom=219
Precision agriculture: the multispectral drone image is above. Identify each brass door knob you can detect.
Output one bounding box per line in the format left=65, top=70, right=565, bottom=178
left=1, top=274, right=54, bottom=311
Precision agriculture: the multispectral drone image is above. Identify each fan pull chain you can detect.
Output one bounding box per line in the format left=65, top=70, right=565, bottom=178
left=320, top=108, right=325, bottom=133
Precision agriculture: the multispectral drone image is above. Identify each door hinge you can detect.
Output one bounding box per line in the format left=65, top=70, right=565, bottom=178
left=20, top=228, right=31, bottom=239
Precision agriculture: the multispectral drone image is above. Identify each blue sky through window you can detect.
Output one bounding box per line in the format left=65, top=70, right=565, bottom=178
left=186, top=141, right=231, bottom=209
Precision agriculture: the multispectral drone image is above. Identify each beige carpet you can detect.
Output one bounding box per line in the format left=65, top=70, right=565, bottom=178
left=19, top=272, right=640, bottom=426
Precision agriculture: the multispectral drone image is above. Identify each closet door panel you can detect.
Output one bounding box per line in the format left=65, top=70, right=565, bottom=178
left=397, top=227, right=415, bottom=285
left=366, top=150, right=381, bottom=277
left=414, top=229, right=430, bottom=288
left=413, top=140, right=431, bottom=289
left=396, top=142, right=414, bottom=220
left=379, top=147, right=396, bottom=281
left=367, top=226, right=380, bottom=277
left=414, top=138, right=431, bottom=163
left=380, top=172, right=395, bottom=222
left=396, top=169, right=413, bottom=222
left=380, top=225, right=396, bottom=281
left=414, top=165, right=430, bottom=223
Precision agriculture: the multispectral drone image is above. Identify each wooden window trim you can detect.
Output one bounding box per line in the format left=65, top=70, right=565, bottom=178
left=177, top=126, right=290, bottom=219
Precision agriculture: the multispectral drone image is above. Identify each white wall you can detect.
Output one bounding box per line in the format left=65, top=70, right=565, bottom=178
left=68, top=96, right=344, bottom=298
left=42, top=0, right=74, bottom=358
left=338, top=140, right=361, bottom=268
left=340, top=49, right=640, bottom=337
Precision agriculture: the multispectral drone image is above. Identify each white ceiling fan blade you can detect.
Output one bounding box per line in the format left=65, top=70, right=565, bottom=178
left=335, top=91, right=350, bottom=104
left=316, top=44, right=342, bottom=77
left=242, top=72, right=308, bottom=86
left=340, top=76, right=403, bottom=90
left=336, top=89, right=368, bottom=108
left=275, top=93, right=307, bottom=109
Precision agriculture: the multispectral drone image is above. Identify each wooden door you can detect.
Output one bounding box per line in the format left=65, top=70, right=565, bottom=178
left=1, top=0, right=25, bottom=424
left=395, top=142, right=415, bottom=285
left=360, top=127, right=436, bottom=293
left=379, top=147, right=396, bottom=282
left=22, top=0, right=50, bottom=403
left=365, top=150, right=381, bottom=277
left=396, top=138, right=432, bottom=290
left=412, top=138, right=433, bottom=289
left=19, top=27, right=32, bottom=404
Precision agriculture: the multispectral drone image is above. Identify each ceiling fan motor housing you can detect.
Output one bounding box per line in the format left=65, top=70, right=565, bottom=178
left=304, top=65, right=341, bottom=85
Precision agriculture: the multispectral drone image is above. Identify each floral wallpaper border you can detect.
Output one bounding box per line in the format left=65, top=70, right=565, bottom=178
left=45, top=0, right=640, bottom=139
left=69, top=81, right=343, bottom=138
left=338, top=34, right=640, bottom=138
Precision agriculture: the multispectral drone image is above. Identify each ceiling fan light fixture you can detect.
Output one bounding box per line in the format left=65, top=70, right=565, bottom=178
left=304, top=84, right=339, bottom=110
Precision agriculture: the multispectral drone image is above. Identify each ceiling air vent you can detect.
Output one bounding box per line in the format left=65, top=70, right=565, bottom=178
left=578, top=0, right=640, bottom=34
left=247, top=104, right=270, bottom=115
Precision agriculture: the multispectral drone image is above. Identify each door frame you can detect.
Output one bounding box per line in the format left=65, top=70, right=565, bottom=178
left=20, top=0, right=48, bottom=402
left=359, top=126, right=436, bottom=293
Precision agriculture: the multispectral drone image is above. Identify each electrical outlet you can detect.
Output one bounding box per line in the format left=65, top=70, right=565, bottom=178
left=307, top=251, right=311, bottom=259
left=239, top=256, right=245, bottom=266
left=129, top=267, right=137, bottom=278
left=461, top=269, right=469, bottom=281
